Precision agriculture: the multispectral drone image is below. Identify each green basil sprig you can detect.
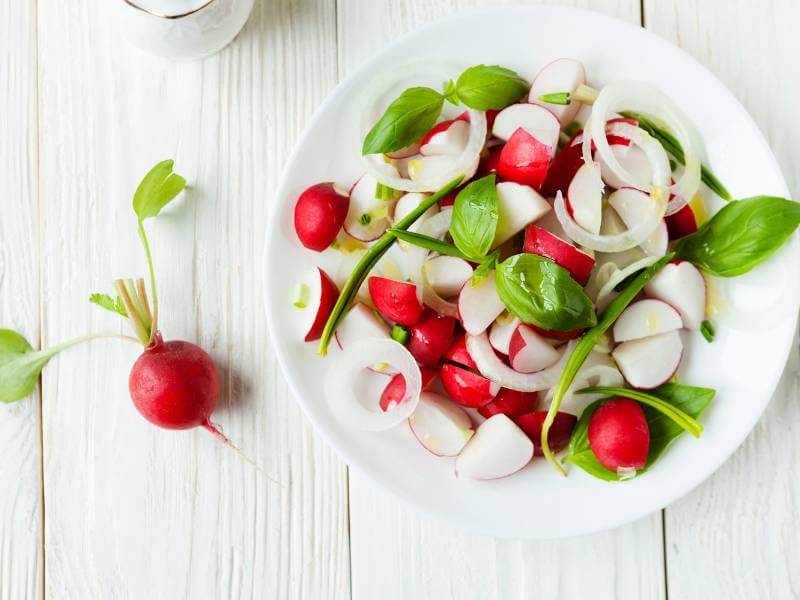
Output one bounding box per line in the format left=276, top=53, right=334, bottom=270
left=450, top=174, right=499, bottom=260
left=495, top=254, right=597, bottom=331
left=564, top=383, right=715, bottom=481
left=362, top=87, right=444, bottom=155
left=675, top=196, right=800, bottom=277
left=540, top=254, right=674, bottom=475
left=449, top=65, right=529, bottom=110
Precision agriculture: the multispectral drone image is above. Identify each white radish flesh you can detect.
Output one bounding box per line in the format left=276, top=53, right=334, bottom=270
left=424, top=256, right=473, bottom=298
left=455, top=414, right=534, bottom=479
left=528, top=58, right=586, bottom=126
left=420, top=120, right=470, bottom=156
left=335, top=302, right=389, bottom=349
left=612, top=330, right=683, bottom=389
left=567, top=163, right=604, bottom=235
left=508, top=325, right=562, bottom=373
left=409, top=392, right=474, bottom=457
left=458, top=272, right=506, bottom=335
left=613, top=299, right=683, bottom=342
left=494, top=181, right=551, bottom=247
left=597, top=144, right=652, bottom=190
left=345, top=174, right=394, bottom=241
left=644, top=261, right=707, bottom=330
left=393, top=192, right=437, bottom=232
left=607, top=188, right=668, bottom=257
left=492, top=103, right=560, bottom=149
left=489, top=314, right=522, bottom=355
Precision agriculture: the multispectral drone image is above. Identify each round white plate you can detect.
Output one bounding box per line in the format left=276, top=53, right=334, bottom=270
left=264, top=5, right=799, bottom=539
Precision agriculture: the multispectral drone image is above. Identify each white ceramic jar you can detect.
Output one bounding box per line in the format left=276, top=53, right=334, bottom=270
left=108, top=0, right=255, bottom=60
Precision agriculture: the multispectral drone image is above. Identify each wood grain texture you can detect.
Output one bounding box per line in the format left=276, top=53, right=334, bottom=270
left=339, top=2, right=665, bottom=599
left=0, top=0, right=43, bottom=599
left=645, top=2, right=800, bottom=598
left=37, top=1, right=349, bottom=598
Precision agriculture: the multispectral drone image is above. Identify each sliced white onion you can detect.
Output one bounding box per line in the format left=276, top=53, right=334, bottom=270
left=595, top=255, right=661, bottom=312
left=421, top=264, right=459, bottom=318
left=466, top=332, right=577, bottom=392
left=544, top=352, right=624, bottom=415
left=554, top=190, right=666, bottom=253
left=401, top=207, right=453, bottom=285
left=586, top=261, right=620, bottom=304
left=325, top=339, right=422, bottom=431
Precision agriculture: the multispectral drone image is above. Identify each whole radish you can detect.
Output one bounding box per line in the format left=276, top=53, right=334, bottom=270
left=587, top=397, right=650, bottom=471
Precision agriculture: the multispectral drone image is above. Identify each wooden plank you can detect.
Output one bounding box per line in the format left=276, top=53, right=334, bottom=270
left=645, top=1, right=800, bottom=598
left=339, top=2, right=666, bottom=599
left=37, top=1, right=349, bottom=597
left=0, top=0, right=43, bottom=598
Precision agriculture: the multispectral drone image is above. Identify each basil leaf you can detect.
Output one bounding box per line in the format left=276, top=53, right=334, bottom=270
left=450, top=174, right=499, bottom=260
left=564, top=383, right=715, bottom=481
left=471, top=251, right=499, bottom=285
left=89, top=293, right=128, bottom=317
left=675, top=196, right=800, bottom=277
left=132, top=159, right=187, bottom=222
left=362, top=87, right=444, bottom=155
left=495, top=254, right=597, bottom=331
left=0, top=330, right=55, bottom=403
left=455, top=65, right=529, bottom=110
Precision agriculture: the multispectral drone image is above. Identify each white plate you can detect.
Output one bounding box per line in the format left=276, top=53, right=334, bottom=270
left=264, top=5, right=799, bottom=539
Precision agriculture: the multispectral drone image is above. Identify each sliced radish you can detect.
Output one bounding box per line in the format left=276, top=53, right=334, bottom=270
left=597, top=143, right=652, bottom=190
left=386, top=143, right=420, bottom=159
left=613, top=299, right=683, bottom=343
left=345, top=174, right=393, bottom=241
left=406, top=310, right=456, bottom=367
left=393, top=192, right=437, bottom=231
left=455, top=414, right=533, bottom=480
left=478, top=388, right=538, bottom=419
left=644, top=260, right=706, bottom=329
left=588, top=397, right=650, bottom=471
left=523, top=224, right=595, bottom=286
left=368, top=276, right=424, bottom=326
left=302, top=268, right=340, bottom=342
left=514, top=411, right=577, bottom=456
left=407, top=154, right=478, bottom=185
left=607, top=188, right=668, bottom=256
left=294, top=182, right=350, bottom=251
left=492, top=103, right=560, bottom=149
left=494, top=181, right=551, bottom=247
left=423, top=256, right=473, bottom=298
left=612, top=330, right=683, bottom=389
left=489, top=313, right=521, bottom=355
left=496, top=128, right=553, bottom=190
left=528, top=58, right=586, bottom=126
left=529, top=323, right=584, bottom=341
left=457, top=271, right=505, bottom=335
left=409, top=391, right=474, bottom=457
left=477, top=144, right=503, bottom=177
left=420, top=119, right=470, bottom=156
left=508, top=324, right=562, bottom=373
left=541, top=140, right=585, bottom=198
left=567, top=163, right=603, bottom=235
left=665, top=202, right=699, bottom=239
left=335, top=302, right=389, bottom=349
left=379, top=367, right=438, bottom=412
left=440, top=335, right=500, bottom=408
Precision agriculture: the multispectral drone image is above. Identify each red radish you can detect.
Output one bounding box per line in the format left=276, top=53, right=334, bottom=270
left=588, top=398, right=650, bottom=471
left=335, top=302, right=389, bottom=349
left=612, top=330, right=684, bottom=389
left=567, top=162, right=604, bottom=234
left=613, top=299, right=683, bottom=343
left=406, top=310, right=456, bottom=366
left=423, top=256, right=473, bottom=298
left=379, top=367, right=437, bottom=412
left=294, top=182, right=350, bottom=251
left=529, top=324, right=584, bottom=341
left=665, top=203, right=699, bottom=239
left=345, top=175, right=393, bottom=242
left=409, top=392, right=474, bottom=456
left=523, top=224, right=595, bottom=285
left=496, top=128, right=553, bottom=190
left=508, top=324, right=561, bottom=373
left=477, top=145, right=503, bottom=177
left=368, top=276, right=424, bottom=326
left=528, top=58, right=586, bottom=125
left=478, top=388, right=538, bottom=418
left=644, top=260, right=706, bottom=329
left=303, top=268, right=340, bottom=342
left=493, top=103, right=560, bottom=150
left=455, top=414, right=533, bottom=479
left=607, top=188, right=668, bottom=256
left=440, top=335, right=499, bottom=408
left=420, top=119, right=470, bottom=156
left=514, top=411, right=577, bottom=456
left=484, top=109, right=499, bottom=130
left=457, top=271, right=505, bottom=335
left=489, top=314, right=521, bottom=355
left=439, top=191, right=457, bottom=207
left=541, top=140, right=585, bottom=198
left=494, top=181, right=551, bottom=247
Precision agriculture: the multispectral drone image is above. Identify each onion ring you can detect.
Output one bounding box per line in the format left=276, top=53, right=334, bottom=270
left=594, top=255, right=661, bottom=312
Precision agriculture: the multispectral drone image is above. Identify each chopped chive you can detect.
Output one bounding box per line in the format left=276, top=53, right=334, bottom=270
left=563, top=121, right=582, bottom=138
left=376, top=182, right=400, bottom=201
left=359, top=213, right=372, bottom=226
left=700, top=320, right=715, bottom=343
left=292, top=283, right=310, bottom=309
left=539, top=92, right=571, bottom=105
left=390, top=324, right=410, bottom=345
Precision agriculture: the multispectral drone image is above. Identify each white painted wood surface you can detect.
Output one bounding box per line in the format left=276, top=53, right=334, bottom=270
left=0, top=0, right=798, bottom=598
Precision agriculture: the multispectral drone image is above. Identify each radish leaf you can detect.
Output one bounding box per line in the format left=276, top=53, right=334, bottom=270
left=450, top=174, right=499, bottom=260
left=89, top=293, right=127, bottom=317
left=0, top=330, right=55, bottom=403
left=455, top=65, right=529, bottom=110
left=362, top=87, right=444, bottom=155
left=132, top=159, right=187, bottom=222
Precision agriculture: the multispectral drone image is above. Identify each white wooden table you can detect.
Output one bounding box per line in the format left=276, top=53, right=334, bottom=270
left=2, top=1, right=799, bottom=598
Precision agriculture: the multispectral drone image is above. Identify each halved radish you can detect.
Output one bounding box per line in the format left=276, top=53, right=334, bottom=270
left=386, top=142, right=420, bottom=159
left=613, top=299, right=683, bottom=343
left=597, top=143, right=652, bottom=190
left=409, top=391, right=474, bottom=456
left=541, top=139, right=585, bottom=198
left=514, top=411, right=578, bottom=456
left=508, top=324, right=562, bottom=373
left=368, top=276, right=424, bottom=326
left=457, top=271, right=505, bottom=335
left=607, top=187, right=668, bottom=256
left=612, top=330, right=683, bottom=389
left=424, top=256, right=473, bottom=298
left=528, top=58, right=586, bottom=126
left=294, top=182, right=350, bottom=251
left=335, top=302, right=389, bottom=349
left=529, top=324, right=584, bottom=341
left=494, top=181, right=551, bottom=247
left=393, top=192, right=437, bottom=230
left=588, top=397, right=650, bottom=471
left=567, top=162, right=603, bottom=235
left=665, top=202, right=698, bottom=239
left=523, top=224, right=595, bottom=285
left=455, top=414, right=534, bottom=479
left=302, top=268, right=340, bottom=342
left=644, top=260, right=706, bottom=329
left=420, top=119, right=470, bottom=156
left=379, top=367, right=437, bottom=412
left=477, top=144, right=503, bottom=177
left=406, top=310, right=456, bottom=367
left=496, top=128, right=553, bottom=190
left=492, top=103, right=560, bottom=149
left=345, top=175, right=393, bottom=241
left=440, top=335, right=499, bottom=408
left=478, top=388, right=538, bottom=419
left=489, top=313, right=521, bottom=355
left=407, top=154, right=479, bottom=184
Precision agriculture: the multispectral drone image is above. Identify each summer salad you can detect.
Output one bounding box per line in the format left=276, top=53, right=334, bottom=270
left=290, top=58, right=800, bottom=481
